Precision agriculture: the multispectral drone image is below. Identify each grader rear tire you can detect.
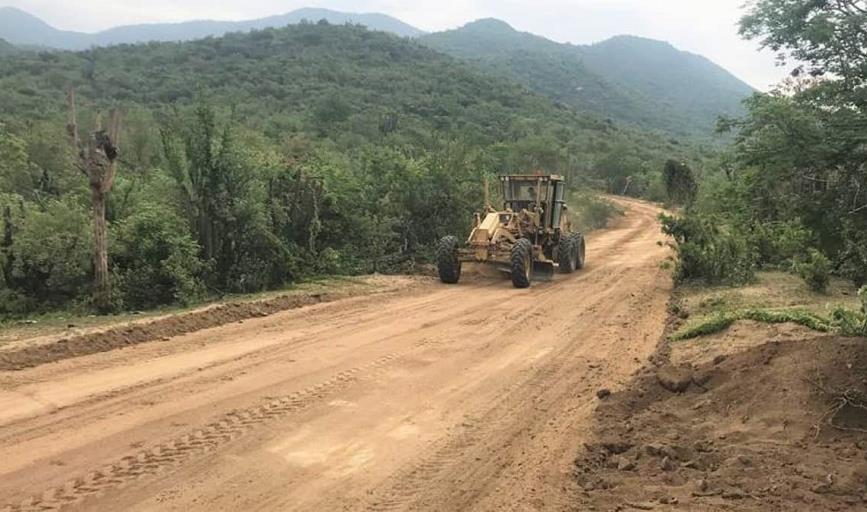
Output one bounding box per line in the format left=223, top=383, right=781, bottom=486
left=436, top=236, right=462, bottom=284
left=511, top=238, right=533, bottom=289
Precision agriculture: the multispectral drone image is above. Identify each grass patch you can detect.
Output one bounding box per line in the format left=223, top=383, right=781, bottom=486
left=671, top=308, right=831, bottom=341
left=670, top=271, right=863, bottom=341
left=671, top=314, right=737, bottom=341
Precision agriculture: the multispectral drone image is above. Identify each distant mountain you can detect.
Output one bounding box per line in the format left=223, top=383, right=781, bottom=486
left=0, top=7, right=425, bottom=50
left=422, top=19, right=754, bottom=137
left=581, top=35, right=755, bottom=133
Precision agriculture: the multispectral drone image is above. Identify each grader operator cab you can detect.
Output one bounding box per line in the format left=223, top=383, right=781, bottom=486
left=436, top=174, right=586, bottom=288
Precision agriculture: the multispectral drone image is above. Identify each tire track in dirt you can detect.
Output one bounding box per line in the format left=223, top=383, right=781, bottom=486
left=1, top=333, right=454, bottom=512
left=361, top=269, right=636, bottom=511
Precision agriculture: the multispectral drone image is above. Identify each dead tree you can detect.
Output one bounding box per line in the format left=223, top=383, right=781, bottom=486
left=66, top=89, right=120, bottom=312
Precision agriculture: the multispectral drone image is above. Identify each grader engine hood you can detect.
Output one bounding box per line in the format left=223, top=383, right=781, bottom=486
left=467, top=212, right=515, bottom=262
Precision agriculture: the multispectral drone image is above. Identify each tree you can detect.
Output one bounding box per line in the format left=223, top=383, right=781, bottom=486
left=733, top=0, right=867, bottom=283
left=740, top=0, right=867, bottom=98
left=66, top=89, right=121, bottom=312
left=663, top=159, right=698, bottom=207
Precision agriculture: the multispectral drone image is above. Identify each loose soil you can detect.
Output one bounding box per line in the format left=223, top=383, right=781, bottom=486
left=0, top=277, right=416, bottom=371
left=575, top=319, right=867, bottom=511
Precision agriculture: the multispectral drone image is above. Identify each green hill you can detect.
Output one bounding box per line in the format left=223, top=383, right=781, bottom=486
left=422, top=19, right=754, bottom=137
left=0, top=22, right=688, bottom=163
left=0, top=6, right=424, bottom=50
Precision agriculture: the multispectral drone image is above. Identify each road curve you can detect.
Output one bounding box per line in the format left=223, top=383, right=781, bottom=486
left=0, top=198, right=671, bottom=512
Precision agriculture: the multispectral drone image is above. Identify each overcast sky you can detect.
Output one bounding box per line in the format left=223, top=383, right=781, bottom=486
left=3, top=0, right=787, bottom=90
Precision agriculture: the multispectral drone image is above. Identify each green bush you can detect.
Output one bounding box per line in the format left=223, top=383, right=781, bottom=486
left=0, top=197, right=92, bottom=315
left=660, top=213, right=754, bottom=285
left=793, top=248, right=831, bottom=293
left=111, top=205, right=205, bottom=309
left=572, top=193, right=623, bottom=231
left=748, top=220, right=812, bottom=267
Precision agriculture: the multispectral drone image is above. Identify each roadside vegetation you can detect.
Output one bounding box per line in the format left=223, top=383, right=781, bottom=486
left=0, top=274, right=394, bottom=349
left=0, top=22, right=710, bottom=319
left=661, top=0, right=867, bottom=333
left=670, top=272, right=867, bottom=341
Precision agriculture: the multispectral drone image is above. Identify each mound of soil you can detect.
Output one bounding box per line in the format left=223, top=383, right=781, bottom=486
left=0, top=292, right=341, bottom=371
left=575, top=333, right=867, bottom=511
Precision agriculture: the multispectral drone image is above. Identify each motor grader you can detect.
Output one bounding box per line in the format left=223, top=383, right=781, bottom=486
left=436, top=174, right=585, bottom=288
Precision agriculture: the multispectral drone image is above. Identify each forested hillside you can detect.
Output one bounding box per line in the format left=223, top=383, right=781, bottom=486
left=0, top=23, right=702, bottom=315
left=422, top=19, right=754, bottom=137
left=0, top=6, right=424, bottom=50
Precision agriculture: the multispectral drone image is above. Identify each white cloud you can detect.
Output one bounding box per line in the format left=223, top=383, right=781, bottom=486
left=1, top=0, right=786, bottom=88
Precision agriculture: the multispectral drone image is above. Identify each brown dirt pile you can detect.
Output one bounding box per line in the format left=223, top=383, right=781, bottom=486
left=0, top=292, right=342, bottom=371
left=575, top=334, right=867, bottom=511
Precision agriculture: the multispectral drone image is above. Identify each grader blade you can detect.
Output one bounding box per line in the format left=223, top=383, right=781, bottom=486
left=532, top=260, right=555, bottom=281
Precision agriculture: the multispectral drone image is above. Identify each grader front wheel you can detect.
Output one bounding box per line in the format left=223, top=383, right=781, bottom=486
left=510, top=238, right=533, bottom=289
left=575, top=234, right=586, bottom=269
left=558, top=234, right=577, bottom=274
left=436, top=236, right=462, bottom=284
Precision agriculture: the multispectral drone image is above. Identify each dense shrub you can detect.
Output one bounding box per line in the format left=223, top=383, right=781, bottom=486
left=111, top=205, right=204, bottom=309
left=831, top=288, right=867, bottom=337
left=748, top=220, right=812, bottom=268
left=0, top=197, right=92, bottom=314
left=660, top=213, right=754, bottom=285
left=793, top=249, right=831, bottom=293
left=572, top=193, right=623, bottom=231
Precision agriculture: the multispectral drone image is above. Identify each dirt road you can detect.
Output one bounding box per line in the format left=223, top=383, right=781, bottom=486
left=0, top=199, right=670, bottom=512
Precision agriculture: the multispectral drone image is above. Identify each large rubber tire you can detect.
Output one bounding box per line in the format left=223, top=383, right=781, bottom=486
left=436, top=236, right=462, bottom=284
left=510, top=238, right=533, bottom=289
left=558, top=234, right=577, bottom=274
left=575, top=234, right=586, bottom=269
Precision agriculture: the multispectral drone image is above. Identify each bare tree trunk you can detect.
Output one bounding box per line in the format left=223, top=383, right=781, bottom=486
left=67, top=89, right=120, bottom=313
left=91, top=186, right=110, bottom=309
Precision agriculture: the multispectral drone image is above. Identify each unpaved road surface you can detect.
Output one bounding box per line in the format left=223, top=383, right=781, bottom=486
left=0, top=199, right=670, bottom=512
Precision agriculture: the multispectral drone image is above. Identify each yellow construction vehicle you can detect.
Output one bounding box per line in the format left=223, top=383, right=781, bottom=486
left=436, top=174, right=585, bottom=288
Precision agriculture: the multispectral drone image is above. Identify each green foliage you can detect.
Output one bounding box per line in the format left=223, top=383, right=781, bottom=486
left=741, top=308, right=829, bottom=332
left=793, top=248, right=831, bottom=293
left=111, top=205, right=204, bottom=309
left=662, top=159, right=697, bottom=207
left=671, top=308, right=831, bottom=341
left=747, top=219, right=812, bottom=268
left=679, top=1, right=867, bottom=294
left=0, top=196, right=92, bottom=314
left=831, top=287, right=867, bottom=337
left=660, top=213, right=754, bottom=285
left=571, top=192, right=623, bottom=231
left=740, top=0, right=866, bottom=95
left=670, top=313, right=737, bottom=341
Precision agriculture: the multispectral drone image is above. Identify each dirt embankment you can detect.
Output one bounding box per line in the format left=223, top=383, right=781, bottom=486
left=0, top=277, right=416, bottom=372
left=575, top=318, right=867, bottom=511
